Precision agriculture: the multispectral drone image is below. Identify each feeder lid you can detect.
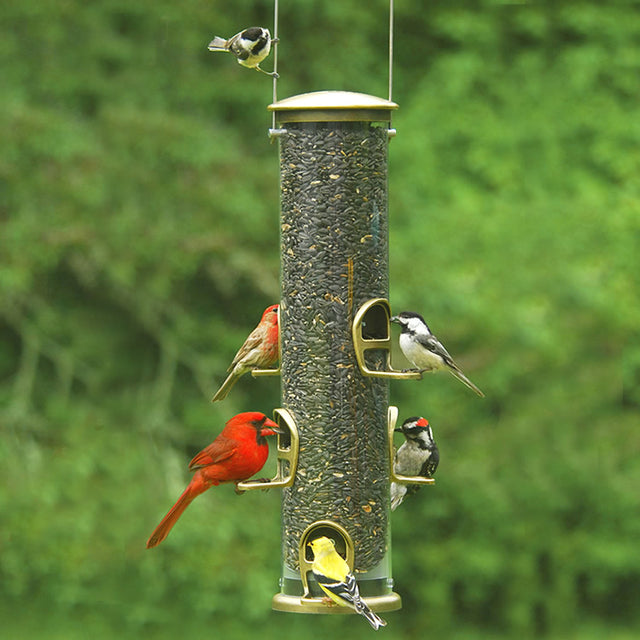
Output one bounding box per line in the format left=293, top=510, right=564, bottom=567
left=269, top=91, right=398, bottom=123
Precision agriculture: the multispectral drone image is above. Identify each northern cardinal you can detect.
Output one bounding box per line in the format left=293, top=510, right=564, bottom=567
left=211, top=304, right=279, bottom=402
left=391, top=311, right=484, bottom=397
left=146, top=411, right=280, bottom=549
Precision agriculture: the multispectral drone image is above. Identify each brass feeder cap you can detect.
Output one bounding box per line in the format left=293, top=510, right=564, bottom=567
left=269, top=90, right=398, bottom=123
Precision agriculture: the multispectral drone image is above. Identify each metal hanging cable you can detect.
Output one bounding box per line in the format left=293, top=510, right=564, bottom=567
left=272, top=0, right=279, bottom=132
left=389, top=0, right=394, bottom=103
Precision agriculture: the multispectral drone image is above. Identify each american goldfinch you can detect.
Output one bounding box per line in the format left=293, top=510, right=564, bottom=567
left=391, top=311, right=484, bottom=397
left=308, top=536, right=387, bottom=630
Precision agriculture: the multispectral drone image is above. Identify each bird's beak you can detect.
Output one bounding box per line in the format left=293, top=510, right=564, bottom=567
left=390, top=316, right=399, bottom=324
left=263, top=418, right=284, bottom=434
left=394, top=428, right=403, bottom=433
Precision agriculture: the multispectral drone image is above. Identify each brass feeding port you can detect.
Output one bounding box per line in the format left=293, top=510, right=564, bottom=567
left=352, top=298, right=423, bottom=379
left=273, top=520, right=401, bottom=615
left=236, top=408, right=299, bottom=492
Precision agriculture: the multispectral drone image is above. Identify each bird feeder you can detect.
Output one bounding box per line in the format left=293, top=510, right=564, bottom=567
left=265, top=91, right=419, bottom=615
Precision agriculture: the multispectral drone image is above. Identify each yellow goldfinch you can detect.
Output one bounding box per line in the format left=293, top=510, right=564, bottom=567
left=308, top=536, right=387, bottom=630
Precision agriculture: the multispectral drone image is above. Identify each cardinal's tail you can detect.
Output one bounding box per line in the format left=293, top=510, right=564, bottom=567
left=146, top=477, right=206, bottom=549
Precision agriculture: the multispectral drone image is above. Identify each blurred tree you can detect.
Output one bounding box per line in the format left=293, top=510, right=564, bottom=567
left=0, top=1, right=638, bottom=639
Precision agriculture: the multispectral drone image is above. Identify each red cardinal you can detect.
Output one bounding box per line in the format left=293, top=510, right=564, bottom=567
left=211, top=304, right=279, bottom=402
left=146, top=411, right=280, bottom=549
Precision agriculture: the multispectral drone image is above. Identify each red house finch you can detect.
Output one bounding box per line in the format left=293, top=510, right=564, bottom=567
left=212, top=304, right=279, bottom=402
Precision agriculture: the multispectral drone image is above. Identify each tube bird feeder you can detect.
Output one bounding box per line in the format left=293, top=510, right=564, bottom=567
left=269, top=91, right=410, bottom=615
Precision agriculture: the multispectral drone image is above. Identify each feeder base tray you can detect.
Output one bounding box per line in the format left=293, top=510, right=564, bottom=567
left=272, top=592, right=402, bottom=614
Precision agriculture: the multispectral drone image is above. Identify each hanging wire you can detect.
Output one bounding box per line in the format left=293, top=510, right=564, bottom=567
left=388, top=0, right=394, bottom=103
left=269, top=1, right=394, bottom=133
left=272, top=0, right=279, bottom=132
left=270, top=0, right=392, bottom=102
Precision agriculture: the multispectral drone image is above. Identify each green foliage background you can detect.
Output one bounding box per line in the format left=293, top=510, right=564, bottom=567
left=1, top=1, right=638, bottom=638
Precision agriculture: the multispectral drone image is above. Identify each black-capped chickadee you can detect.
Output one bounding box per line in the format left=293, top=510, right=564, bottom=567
left=207, top=27, right=278, bottom=77
left=391, top=311, right=484, bottom=397
left=391, top=417, right=439, bottom=511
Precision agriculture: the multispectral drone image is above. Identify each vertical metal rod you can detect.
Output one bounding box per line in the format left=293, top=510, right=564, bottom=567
left=272, top=0, right=279, bottom=132
left=388, top=0, right=394, bottom=104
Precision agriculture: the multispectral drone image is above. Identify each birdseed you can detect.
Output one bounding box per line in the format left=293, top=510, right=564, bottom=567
left=278, top=122, right=391, bottom=574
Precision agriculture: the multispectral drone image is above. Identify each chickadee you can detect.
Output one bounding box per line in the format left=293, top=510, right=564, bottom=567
left=207, top=27, right=278, bottom=77
left=391, top=311, right=484, bottom=397
left=390, top=416, right=439, bottom=511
